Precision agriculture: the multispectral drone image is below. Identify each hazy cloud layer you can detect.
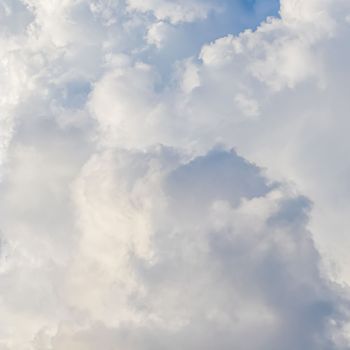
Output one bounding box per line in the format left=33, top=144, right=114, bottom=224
left=1, top=0, right=350, bottom=349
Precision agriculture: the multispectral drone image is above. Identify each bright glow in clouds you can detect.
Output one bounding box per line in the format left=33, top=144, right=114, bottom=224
left=1, top=0, right=350, bottom=349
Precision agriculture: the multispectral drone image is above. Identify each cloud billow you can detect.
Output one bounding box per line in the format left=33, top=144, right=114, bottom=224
left=49, top=147, right=347, bottom=349
left=0, top=0, right=349, bottom=349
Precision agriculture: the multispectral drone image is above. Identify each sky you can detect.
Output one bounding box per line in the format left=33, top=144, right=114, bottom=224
left=1, top=0, right=350, bottom=349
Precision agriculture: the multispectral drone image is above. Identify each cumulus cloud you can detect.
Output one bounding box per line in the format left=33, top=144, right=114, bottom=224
left=173, top=0, right=350, bottom=281
left=6, top=146, right=347, bottom=349
left=1, top=0, right=350, bottom=349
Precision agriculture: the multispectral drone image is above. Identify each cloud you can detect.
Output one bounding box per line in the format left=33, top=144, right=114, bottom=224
left=39, top=148, right=350, bottom=349
left=0, top=0, right=350, bottom=349
left=146, top=21, right=175, bottom=48
left=170, top=0, right=350, bottom=282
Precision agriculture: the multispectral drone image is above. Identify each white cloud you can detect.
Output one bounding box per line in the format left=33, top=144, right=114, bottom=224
left=34, top=148, right=350, bottom=349
left=146, top=21, right=175, bottom=48
left=171, top=0, right=350, bottom=283
left=1, top=0, right=350, bottom=348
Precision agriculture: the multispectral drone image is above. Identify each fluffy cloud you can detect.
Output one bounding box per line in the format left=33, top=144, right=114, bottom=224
left=174, top=0, right=350, bottom=282
left=1, top=0, right=350, bottom=349
left=6, top=146, right=348, bottom=349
